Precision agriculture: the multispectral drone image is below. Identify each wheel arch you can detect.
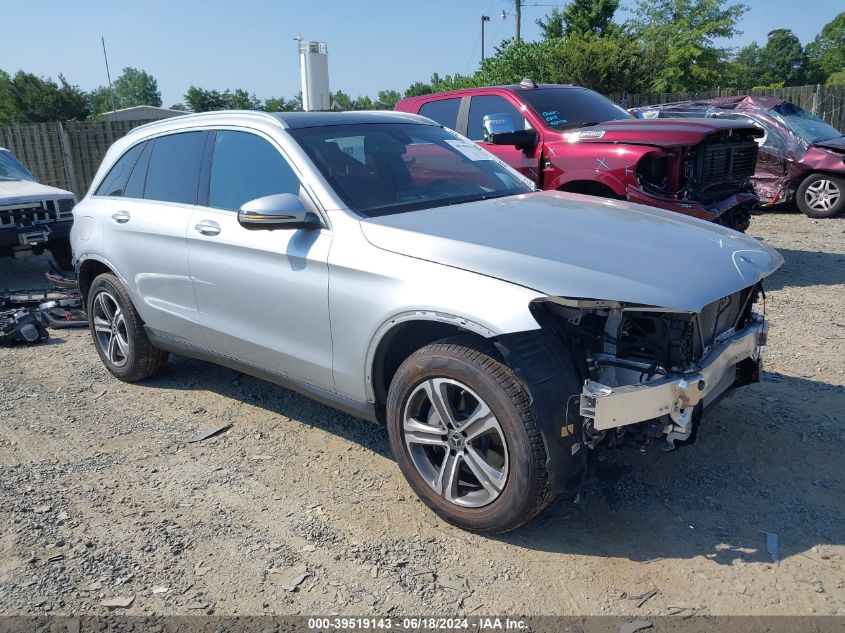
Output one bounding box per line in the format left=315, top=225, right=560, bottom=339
left=366, top=311, right=498, bottom=415
left=77, top=256, right=118, bottom=305
left=557, top=179, right=623, bottom=199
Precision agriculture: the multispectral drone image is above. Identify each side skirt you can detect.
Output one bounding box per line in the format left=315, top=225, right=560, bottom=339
left=145, top=328, right=379, bottom=424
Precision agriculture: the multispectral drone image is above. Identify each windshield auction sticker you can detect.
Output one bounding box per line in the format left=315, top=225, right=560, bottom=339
left=445, top=139, right=494, bottom=161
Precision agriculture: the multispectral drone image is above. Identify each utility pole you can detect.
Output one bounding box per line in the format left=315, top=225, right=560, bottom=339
left=101, top=36, right=115, bottom=112
left=481, top=15, right=490, bottom=62
left=514, top=0, right=521, bottom=43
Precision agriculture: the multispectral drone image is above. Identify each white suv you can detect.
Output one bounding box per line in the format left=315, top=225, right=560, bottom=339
left=72, top=110, right=781, bottom=533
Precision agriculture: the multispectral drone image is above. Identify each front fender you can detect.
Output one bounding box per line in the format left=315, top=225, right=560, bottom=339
left=545, top=141, right=654, bottom=194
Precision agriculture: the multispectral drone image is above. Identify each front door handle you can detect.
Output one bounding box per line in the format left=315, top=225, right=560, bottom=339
left=111, top=211, right=130, bottom=224
left=194, top=220, right=221, bottom=236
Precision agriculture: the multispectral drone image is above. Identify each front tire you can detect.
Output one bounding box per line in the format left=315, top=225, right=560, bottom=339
left=796, top=174, right=844, bottom=218
left=87, top=273, right=168, bottom=382
left=386, top=339, right=554, bottom=534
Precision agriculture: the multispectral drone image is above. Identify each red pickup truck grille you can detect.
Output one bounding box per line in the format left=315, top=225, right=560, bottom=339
left=699, top=142, right=758, bottom=183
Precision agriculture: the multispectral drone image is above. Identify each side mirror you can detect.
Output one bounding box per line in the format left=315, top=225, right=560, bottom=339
left=237, top=193, right=320, bottom=231
left=488, top=129, right=539, bottom=150
left=483, top=112, right=516, bottom=138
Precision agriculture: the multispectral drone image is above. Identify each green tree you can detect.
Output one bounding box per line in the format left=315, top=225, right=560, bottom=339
left=264, top=94, right=302, bottom=112
left=758, top=29, right=806, bottom=86
left=629, top=0, right=748, bottom=92
left=476, top=40, right=551, bottom=84
left=376, top=89, right=402, bottom=109
left=806, top=12, right=845, bottom=84
left=352, top=95, right=373, bottom=109
left=474, top=34, right=651, bottom=94
left=562, top=0, right=619, bottom=36
left=0, top=70, right=15, bottom=125
left=184, top=86, right=230, bottom=112
left=536, top=7, right=565, bottom=39
left=112, top=67, right=162, bottom=108
left=229, top=88, right=262, bottom=110
left=2, top=71, right=89, bottom=123
left=826, top=70, right=845, bottom=85
left=726, top=42, right=761, bottom=88
left=331, top=90, right=354, bottom=110
left=404, top=82, right=433, bottom=98
left=429, top=72, right=477, bottom=92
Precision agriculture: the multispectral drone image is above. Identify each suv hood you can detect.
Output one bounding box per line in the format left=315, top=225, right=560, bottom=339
left=0, top=179, right=74, bottom=204
left=360, top=191, right=783, bottom=313
left=565, top=118, right=761, bottom=148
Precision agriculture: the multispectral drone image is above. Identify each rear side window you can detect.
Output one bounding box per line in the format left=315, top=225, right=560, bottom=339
left=418, top=98, right=461, bottom=131
left=208, top=131, right=302, bottom=211
left=94, top=142, right=146, bottom=197
left=123, top=141, right=153, bottom=199
left=143, top=131, right=207, bottom=205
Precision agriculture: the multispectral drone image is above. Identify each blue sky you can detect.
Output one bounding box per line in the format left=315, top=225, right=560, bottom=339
left=1, top=0, right=840, bottom=107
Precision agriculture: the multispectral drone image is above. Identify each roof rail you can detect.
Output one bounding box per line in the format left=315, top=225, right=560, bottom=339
left=130, top=109, right=285, bottom=133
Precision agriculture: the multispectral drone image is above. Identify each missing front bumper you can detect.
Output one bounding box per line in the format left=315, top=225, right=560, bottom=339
left=580, top=316, right=767, bottom=431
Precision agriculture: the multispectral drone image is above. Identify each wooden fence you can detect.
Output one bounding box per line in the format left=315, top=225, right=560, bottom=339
left=0, top=120, right=152, bottom=197
left=1, top=83, right=844, bottom=198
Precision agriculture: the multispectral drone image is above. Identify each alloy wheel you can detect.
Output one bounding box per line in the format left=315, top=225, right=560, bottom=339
left=804, top=179, right=841, bottom=212
left=402, top=378, right=509, bottom=508
left=92, top=290, right=129, bottom=367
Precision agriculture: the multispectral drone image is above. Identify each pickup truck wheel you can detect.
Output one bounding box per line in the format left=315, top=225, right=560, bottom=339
left=87, top=273, right=168, bottom=382
left=797, top=174, right=844, bottom=218
left=386, top=339, right=553, bottom=534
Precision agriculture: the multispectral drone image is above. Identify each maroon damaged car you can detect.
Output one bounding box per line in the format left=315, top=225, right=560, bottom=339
left=631, top=96, right=845, bottom=219
left=396, top=81, right=763, bottom=231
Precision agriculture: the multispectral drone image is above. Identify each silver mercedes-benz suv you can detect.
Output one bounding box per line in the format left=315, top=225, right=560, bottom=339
left=72, top=110, right=782, bottom=533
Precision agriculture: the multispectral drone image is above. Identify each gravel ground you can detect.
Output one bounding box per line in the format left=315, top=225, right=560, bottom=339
left=0, top=211, right=843, bottom=617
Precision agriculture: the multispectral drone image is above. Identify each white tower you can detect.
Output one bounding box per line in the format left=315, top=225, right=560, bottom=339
left=298, top=39, right=330, bottom=111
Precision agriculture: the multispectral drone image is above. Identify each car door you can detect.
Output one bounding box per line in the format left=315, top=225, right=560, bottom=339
left=186, top=129, right=334, bottom=391
left=466, top=94, right=541, bottom=184
left=98, top=131, right=206, bottom=344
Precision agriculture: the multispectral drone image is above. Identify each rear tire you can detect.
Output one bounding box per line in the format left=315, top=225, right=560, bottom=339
left=386, top=338, right=554, bottom=534
left=87, top=273, right=168, bottom=382
left=796, top=174, right=844, bottom=218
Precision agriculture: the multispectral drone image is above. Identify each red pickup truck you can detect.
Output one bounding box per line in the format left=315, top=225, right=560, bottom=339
left=396, top=81, right=762, bottom=231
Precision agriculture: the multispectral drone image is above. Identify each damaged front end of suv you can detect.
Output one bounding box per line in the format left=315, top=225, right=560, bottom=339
left=494, top=283, right=771, bottom=495
left=533, top=284, right=765, bottom=455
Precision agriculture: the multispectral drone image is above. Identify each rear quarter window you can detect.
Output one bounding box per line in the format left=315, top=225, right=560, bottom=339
left=143, top=131, right=207, bottom=205
left=94, top=142, right=146, bottom=197
left=418, top=98, right=461, bottom=131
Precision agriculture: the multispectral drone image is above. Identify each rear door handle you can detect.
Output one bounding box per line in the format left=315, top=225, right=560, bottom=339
left=111, top=211, right=130, bottom=224
left=194, top=220, right=221, bottom=236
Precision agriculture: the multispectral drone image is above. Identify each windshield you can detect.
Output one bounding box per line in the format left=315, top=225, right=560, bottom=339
left=289, top=123, right=534, bottom=217
left=772, top=102, right=841, bottom=144
left=0, top=150, right=35, bottom=181
left=520, top=88, right=633, bottom=130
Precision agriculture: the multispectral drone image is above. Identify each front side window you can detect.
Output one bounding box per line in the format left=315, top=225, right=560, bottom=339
left=209, top=131, right=301, bottom=211
left=94, top=142, right=146, bottom=197
left=519, top=87, right=633, bottom=130
left=289, top=122, right=533, bottom=218
left=418, top=98, right=461, bottom=131
left=467, top=95, right=530, bottom=141
left=143, top=131, right=207, bottom=205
